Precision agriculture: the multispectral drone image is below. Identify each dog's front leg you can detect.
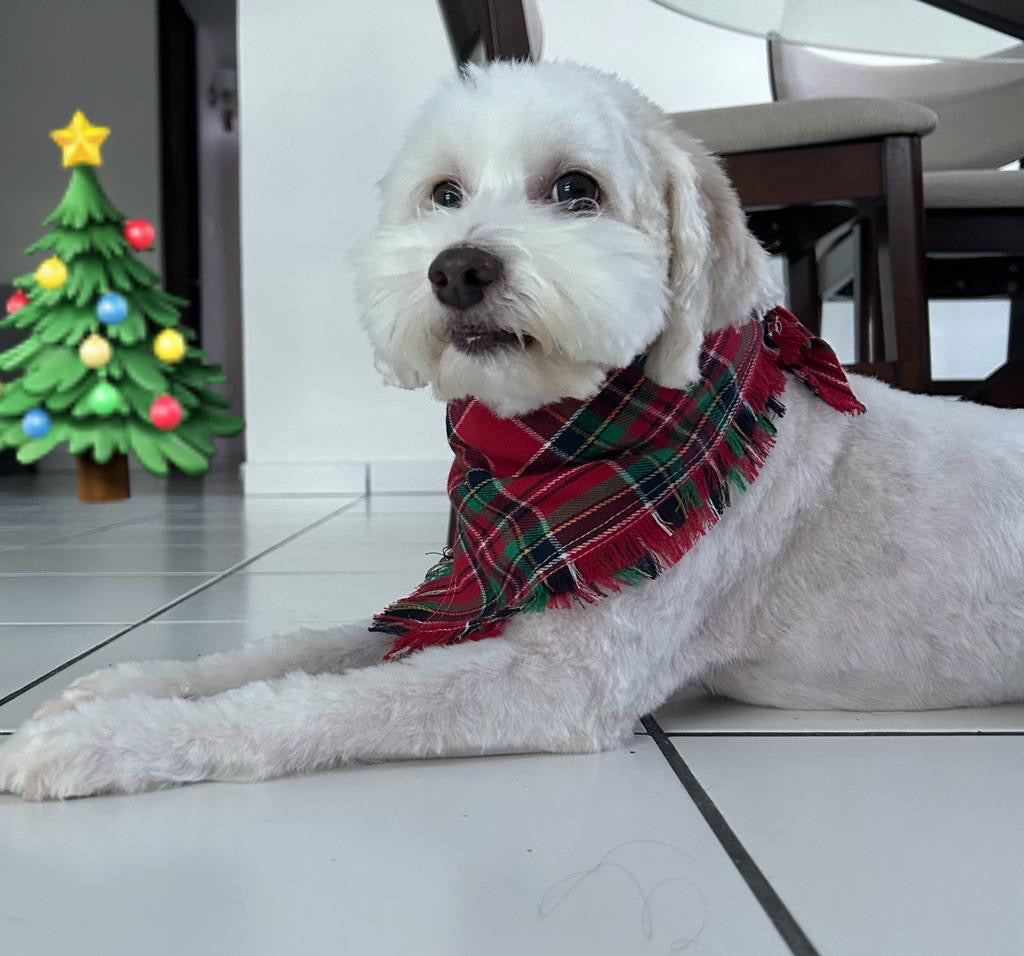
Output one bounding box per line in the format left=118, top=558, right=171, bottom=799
left=31, top=622, right=387, bottom=719
left=0, top=637, right=631, bottom=801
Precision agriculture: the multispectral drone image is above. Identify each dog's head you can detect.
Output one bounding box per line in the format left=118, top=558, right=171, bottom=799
left=353, top=61, right=776, bottom=417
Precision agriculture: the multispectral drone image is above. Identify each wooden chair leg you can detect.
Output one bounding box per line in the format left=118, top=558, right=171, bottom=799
left=966, top=354, right=1024, bottom=408
left=786, top=249, right=822, bottom=335
left=967, top=295, right=1024, bottom=408
left=1008, top=294, right=1024, bottom=360
left=875, top=137, right=930, bottom=393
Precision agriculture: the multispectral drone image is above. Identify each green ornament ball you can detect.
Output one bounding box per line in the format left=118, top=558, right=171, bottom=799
left=87, top=380, right=122, bottom=417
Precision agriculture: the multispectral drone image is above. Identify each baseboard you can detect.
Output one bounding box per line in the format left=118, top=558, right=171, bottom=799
left=241, top=461, right=367, bottom=495
left=241, top=459, right=453, bottom=495
left=369, top=459, right=451, bottom=494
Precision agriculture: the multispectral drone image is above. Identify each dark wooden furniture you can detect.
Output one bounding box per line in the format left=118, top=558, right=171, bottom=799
left=438, top=0, right=533, bottom=65
left=817, top=200, right=1024, bottom=405
left=157, top=0, right=201, bottom=336
left=722, top=136, right=931, bottom=392
left=658, top=102, right=933, bottom=393
left=916, top=206, right=1022, bottom=405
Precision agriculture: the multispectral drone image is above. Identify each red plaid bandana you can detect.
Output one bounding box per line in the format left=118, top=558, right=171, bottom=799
left=372, top=307, right=864, bottom=658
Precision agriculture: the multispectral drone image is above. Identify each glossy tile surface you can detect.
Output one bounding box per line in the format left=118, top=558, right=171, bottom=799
left=0, top=573, right=215, bottom=624
left=0, top=625, right=115, bottom=709
left=156, top=571, right=418, bottom=626
left=656, top=686, right=1024, bottom=734
left=0, top=742, right=792, bottom=956
left=0, top=621, right=271, bottom=729
left=674, top=735, right=1024, bottom=955
left=2, top=475, right=1022, bottom=955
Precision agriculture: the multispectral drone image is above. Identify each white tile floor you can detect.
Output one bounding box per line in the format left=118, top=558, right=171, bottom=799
left=2, top=474, right=1023, bottom=956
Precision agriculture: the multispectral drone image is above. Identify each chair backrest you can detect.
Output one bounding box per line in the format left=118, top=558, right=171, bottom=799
left=768, top=34, right=1024, bottom=170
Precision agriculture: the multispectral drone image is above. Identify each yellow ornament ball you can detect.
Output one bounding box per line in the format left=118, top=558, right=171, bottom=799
left=154, top=328, right=186, bottom=364
left=78, top=333, right=112, bottom=369
left=35, top=256, right=68, bottom=290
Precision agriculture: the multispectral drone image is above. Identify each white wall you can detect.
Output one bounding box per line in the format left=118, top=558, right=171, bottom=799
left=237, top=0, right=455, bottom=494
left=236, top=0, right=776, bottom=495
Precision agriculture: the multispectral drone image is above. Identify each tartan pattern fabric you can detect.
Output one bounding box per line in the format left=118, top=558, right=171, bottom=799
left=372, top=307, right=864, bottom=658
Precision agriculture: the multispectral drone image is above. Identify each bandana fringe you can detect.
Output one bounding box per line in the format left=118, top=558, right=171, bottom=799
left=373, top=308, right=862, bottom=658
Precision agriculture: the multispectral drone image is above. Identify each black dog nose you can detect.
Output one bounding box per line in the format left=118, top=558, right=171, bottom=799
left=428, top=246, right=503, bottom=310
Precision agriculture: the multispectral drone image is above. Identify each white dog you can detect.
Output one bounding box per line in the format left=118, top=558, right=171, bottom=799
left=3, top=61, right=1023, bottom=801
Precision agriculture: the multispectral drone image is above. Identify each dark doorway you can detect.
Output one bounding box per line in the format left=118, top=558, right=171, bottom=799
left=158, top=0, right=202, bottom=337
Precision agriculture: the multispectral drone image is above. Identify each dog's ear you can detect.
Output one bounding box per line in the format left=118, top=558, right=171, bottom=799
left=643, top=124, right=776, bottom=388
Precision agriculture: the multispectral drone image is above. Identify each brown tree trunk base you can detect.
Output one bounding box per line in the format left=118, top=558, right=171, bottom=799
left=77, top=453, right=131, bottom=503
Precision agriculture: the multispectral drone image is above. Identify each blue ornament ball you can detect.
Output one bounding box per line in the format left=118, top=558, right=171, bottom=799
left=96, top=292, right=128, bottom=325
left=22, top=408, right=52, bottom=439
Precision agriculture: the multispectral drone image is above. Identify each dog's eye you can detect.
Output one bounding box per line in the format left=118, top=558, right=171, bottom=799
left=551, top=172, right=599, bottom=210
left=431, top=181, right=463, bottom=209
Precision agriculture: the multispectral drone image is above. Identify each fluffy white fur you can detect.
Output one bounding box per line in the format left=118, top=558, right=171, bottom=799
left=2, top=61, right=1022, bottom=801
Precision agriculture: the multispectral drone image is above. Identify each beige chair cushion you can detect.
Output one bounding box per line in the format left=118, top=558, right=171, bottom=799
left=671, top=97, right=937, bottom=155
left=924, top=169, right=1024, bottom=208
left=769, top=37, right=1024, bottom=170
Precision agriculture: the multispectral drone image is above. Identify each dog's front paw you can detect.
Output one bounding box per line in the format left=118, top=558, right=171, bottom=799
left=32, top=661, right=198, bottom=720
left=0, top=713, right=119, bottom=801
left=0, top=698, right=203, bottom=801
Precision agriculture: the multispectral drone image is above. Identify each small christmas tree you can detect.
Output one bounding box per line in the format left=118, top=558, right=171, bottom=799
left=0, top=111, right=243, bottom=502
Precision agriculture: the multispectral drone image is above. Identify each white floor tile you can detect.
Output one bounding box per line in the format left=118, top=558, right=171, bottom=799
left=136, top=509, right=344, bottom=530
left=674, top=735, right=1024, bottom=955
left=323, top=510, right=450, bottom=545
left=656, top=686, right=1024, bottom=734
left=0, top=625, right=115, bottom=712
left=351, top=493, right=451, bottom=514
left=0, top=527, right=115, bottom=548
left=5, top=475, right=1024, bottom=954
left=0, top=530, right=55, bottom=548
left=0, top=545, right=263, bottom=574
left=159, top=571, right=420, bottom=626
left=0, top=507, right=159, bottom=527
left=66, top=525, right=307, bottom=550
left=0, top=740, right=789, bottom=956
left=0, top=574, right=214, bottom=624
left=0, top=621, right=280, bottom=729
left=244, top=538, right=444, bottom=574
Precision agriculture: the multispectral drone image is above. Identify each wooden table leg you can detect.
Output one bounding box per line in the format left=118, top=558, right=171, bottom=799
left=876, top=136, right=930, bottom=393
left=446, top=507, right=456, bottom=549
left=853, top=213, right=883, bottom=364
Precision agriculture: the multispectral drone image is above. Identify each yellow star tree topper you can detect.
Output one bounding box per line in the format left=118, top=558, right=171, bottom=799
left=50, top=110, right=110, bottom=167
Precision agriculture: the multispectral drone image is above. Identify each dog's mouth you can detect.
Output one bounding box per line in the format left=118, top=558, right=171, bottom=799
left=450, top=324, right=534, bottom=356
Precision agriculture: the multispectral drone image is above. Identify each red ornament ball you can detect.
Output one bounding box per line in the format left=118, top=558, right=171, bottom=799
left=149, top=394, right=183, bottom=431
left=6, top=290, right=30, bottom=315
left=124, top=218, right=156, bottom=251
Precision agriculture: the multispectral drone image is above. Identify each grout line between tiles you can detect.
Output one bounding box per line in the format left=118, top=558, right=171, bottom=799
left=0, top=497, right=367, bottom=711
left=0, top=571, right=219, bottom=578
left=0, top=509, right=168, bottom=552
left=641, top=714, right=820, bottom=956
left=638, top=729, right=1024, bottom=738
